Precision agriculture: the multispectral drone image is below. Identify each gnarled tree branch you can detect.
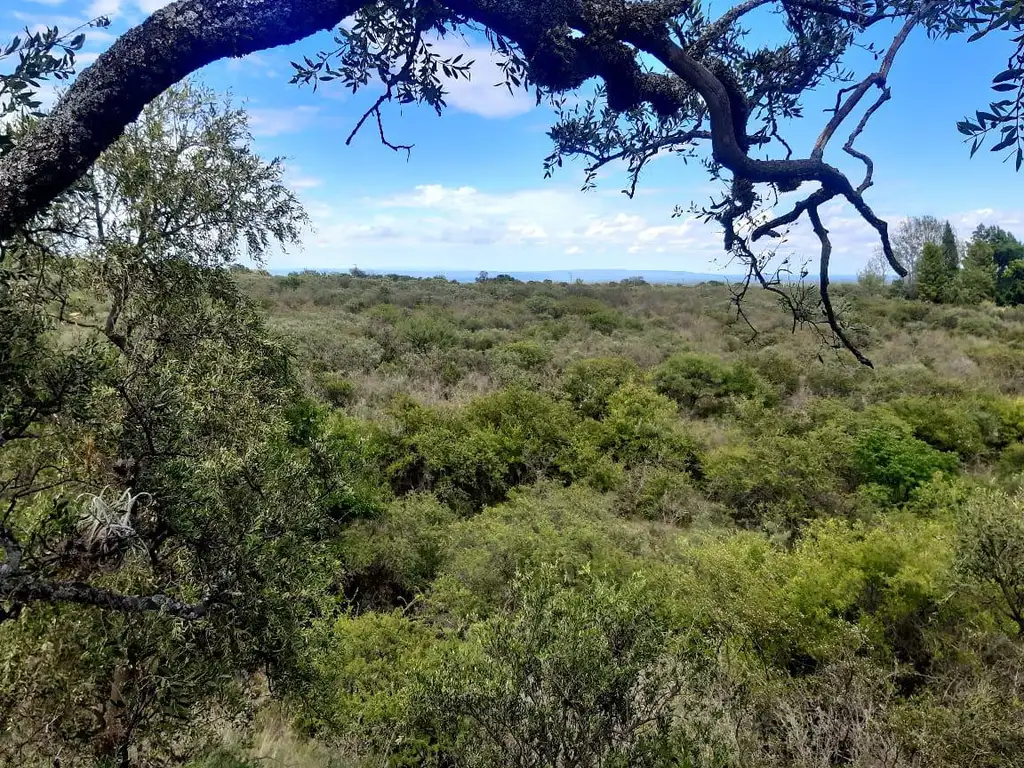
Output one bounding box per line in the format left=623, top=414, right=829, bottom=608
left=0, top=0, right=364, bottom=242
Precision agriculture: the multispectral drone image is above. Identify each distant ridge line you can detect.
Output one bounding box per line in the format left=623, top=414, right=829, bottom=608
left=268, top=267, right=859, bottom=284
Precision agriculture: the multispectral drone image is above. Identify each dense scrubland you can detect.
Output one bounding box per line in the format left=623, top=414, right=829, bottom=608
left=5, top=83, right=1024, bottom=768
left=222, top=269, right=1024, bottom=767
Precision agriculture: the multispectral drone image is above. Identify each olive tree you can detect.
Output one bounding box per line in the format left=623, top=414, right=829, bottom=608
left=1, top=0, right=1022, bottom=363
left=0, top=83, right=348, bottom=765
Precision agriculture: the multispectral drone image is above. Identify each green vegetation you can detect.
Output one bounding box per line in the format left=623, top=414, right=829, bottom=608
left=5, top=76, right=1024, bottom=768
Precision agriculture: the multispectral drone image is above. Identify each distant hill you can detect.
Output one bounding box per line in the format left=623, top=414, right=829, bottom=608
left=269, top=267, right=860, bottom=284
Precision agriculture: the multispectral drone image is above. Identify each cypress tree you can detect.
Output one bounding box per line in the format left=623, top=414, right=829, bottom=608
left=917, top=241, right=949, bottom=303
left=957, top=241, right=997, bottom=303
left=941, top=221, right=960, bottom=276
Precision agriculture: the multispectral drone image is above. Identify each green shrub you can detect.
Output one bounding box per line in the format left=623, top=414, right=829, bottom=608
left=889, top=396, right=987, bottom=459
left=852, top=414, right=958, bottom=503
left=525, top=293, right=558, bottom=317
left=384, top=388, right=583, bottom=512
left=398, top=312, right=460, bottom=352
left=744, top=348, right=802, bottom=399
left=617, top=466, right=708, bottom=525
left=562, top=357, right=640, bottom=419
left=490, top=339, right=553, bottom=371
left=701, top=429, right=851, bottom=529
left=339, top=494, right=457, bottom=609
left=430, top=485, right=676, bottom=618
left=303, top=610, right=443, bottom=758
left=651, top=352, right=763, bottom=415
left=956, top=488, right=1024, bottom=634
left=680, top=516, right=955, bottom=671
left=585, top=308, right=628, bottom=334
left=598, top=383, right=699, bottom=470
left=421, top=567, right=718, bottom=768
left=318, top=372, right=356, bottom=408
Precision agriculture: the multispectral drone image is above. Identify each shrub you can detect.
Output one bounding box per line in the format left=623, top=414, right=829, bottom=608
left=585, top=308, right=630, bottom=334
left=421, top=567, right=718, bottom=768
left=318, top=372, right=356, bottom=408
left=303, top=610, right=443, bottom=757
left=599, top=383, right=699, bottom=470
left=339, top=494, right=457, bottom=609
left=956, top=488, right=1024, bottom=634
left=384, top=388, right=583, bottom=512
left=562, top=357, right=640, bottom=419
left=744, top=348, right=802, bottom=399
left=651, top=352, right=763, bottom=415
left=889, top=396, right=987, bottom=460
left=701, top=429, right=851, bottom=529
left=429, top=485, right=677, bottom=619
left=398, top=312, right=460, bottom=352
left=852, top=414, right=958, bottom=503
left=490, top=339, right=553, bottom=371
left=616, top=465, right=709, bottom=526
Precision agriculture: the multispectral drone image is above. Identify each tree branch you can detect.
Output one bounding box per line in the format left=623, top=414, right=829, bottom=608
left=0, top=574, right=215, bottom=621
left=0, top=0, right=364, bottom=242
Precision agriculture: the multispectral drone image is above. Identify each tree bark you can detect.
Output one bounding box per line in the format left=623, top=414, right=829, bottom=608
left=0, top=0, right=363, bottom=242
left=1, top=575, right=211, bottom=619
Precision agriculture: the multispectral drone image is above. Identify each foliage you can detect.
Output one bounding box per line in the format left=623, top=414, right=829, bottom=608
left=957, top=239, right=998, bottom=303
left=0, top=19, right=109, bottom=155
left=651, top=352, right=763, bottom=416
left=561, top=356, right=640, bottom=419
left=8, top=178, right=1024, bottom=763
left=917, top=242, right=952, bottom=303
left=956, top=487, right=1024, bottom=634
left=421, top=566, right=721, bottom=768
left=851, top=414, right=958, bottom=503
left=0, top=83, right=332, bottom=765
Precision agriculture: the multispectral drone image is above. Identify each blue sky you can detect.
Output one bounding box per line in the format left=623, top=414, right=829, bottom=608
left=4, top=0, right=1022, bottom=274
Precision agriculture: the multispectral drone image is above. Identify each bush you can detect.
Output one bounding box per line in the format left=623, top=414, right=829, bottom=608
left=318, top=372, right=356, bottom=408
left=338, top=494, right=457, bottom=610
left=384, top=388, right=583, bottom=512
left=303, top=610, right=443, bottom=758
left=889, top=396, right=987, bottom=460
left=701, top=429, right=851, bottom=529
left=598, top=383, right=699, bottom=470
left=398, top=312, right=460, bottom=352
left=651, top=352, right=763, bottom=415
left=429, top=485, right=674, bottom=619
left=852, top=414, right=958, bottom=503
left=956, top=488, right=1024, bottom=634
left=562, top=357, right=640, bottom=419
left=616, top=466, right=708, bottom=526
left=421, top=567, right=718, bottom=768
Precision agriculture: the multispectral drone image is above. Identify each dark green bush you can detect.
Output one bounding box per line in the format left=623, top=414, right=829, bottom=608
left=651, top=352, right=763, bottom=415
left=562, top=357, right=641, bottom=419
left=318, top=372, right=356, bottom=408
left=598, top=383, right=700, bottom=470
left=852, top=415, right=958, bottom=503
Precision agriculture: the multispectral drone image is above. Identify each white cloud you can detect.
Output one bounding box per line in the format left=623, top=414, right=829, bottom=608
left=87, top=0, right=121, bottom=18
left=426, top=36, right=535, bottom=119
left=284, top=165, right=323, bottom=191
left=135, top=0, right=171, bottom=12
left=274, top=179, right=1024, bottom=275
left=247, top=105, right=320, bottom=137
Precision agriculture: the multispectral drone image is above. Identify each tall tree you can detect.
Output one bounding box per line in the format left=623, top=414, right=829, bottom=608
left=941, top=220, right=960, bottom=276
left=891, top=215, right=945, bottom=296
left=957, top=239, right=998, bottom=303
left=0, top=83, right=347, bottom=764
left=972, top=224, right=1024, bottom=272
left=916, top=241, right=950, bottom=303
left=0, top=0, right=1023, bottom=362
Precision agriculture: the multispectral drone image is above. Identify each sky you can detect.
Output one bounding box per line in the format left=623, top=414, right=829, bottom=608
left=3, top=0, right=1022, bottom=275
